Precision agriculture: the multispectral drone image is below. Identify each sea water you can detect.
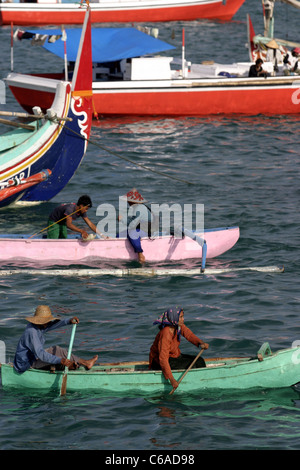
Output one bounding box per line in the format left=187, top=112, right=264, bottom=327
left=0, top=0, right=299, bottom=451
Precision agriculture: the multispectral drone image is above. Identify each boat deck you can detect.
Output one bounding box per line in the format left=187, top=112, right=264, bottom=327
left=88, top=356, right=252, bottom=373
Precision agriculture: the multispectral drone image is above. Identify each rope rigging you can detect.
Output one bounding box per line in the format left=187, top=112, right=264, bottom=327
left=64, top=123, right=195, bottom=185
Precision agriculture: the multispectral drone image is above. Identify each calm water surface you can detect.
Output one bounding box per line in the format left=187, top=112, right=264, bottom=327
left=0, top=0, right=299, bottom=451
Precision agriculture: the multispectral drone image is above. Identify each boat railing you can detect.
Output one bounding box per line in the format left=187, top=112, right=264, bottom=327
left=257, top=342, right=272, bottom=359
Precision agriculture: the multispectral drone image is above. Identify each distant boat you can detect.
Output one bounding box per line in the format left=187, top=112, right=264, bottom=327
left=0, top=7, right=93, bottom=208
left=247, top=0, right=300, bottom=62
left=2, top=344, right=300, bottom=394
left=0, top=0, right=245, bottom=26
left=0, top=226, right=239, bottom=266
left=6, top=23, right=300, bottom=118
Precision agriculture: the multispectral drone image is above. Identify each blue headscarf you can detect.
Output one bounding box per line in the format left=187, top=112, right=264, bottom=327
left=153, top=306, right=183, bottom=340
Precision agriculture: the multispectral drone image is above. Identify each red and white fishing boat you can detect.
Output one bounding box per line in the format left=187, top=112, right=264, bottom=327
left=0, top=0, right=245, bottom=26
left=6, top=20, right=300, bottom=117
left=8, top=70, right=300, bottom=117
left=247, top=0, right=300, bottom=62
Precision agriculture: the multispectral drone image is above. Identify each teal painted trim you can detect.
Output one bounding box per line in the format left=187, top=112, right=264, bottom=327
left=0, top=120, right=52, bottom=168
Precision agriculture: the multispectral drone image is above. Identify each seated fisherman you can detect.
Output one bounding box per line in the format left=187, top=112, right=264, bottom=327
left=248, top=58, right=267, bottom=78
left=283, top=47, right=300, bottom=74
left=13, top=305, right=98, bottom=374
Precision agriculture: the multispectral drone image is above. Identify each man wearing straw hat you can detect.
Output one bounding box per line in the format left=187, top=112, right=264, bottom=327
left=13, top=305, right=98, bottom=374
left=266, top=39, right=282, bottom=74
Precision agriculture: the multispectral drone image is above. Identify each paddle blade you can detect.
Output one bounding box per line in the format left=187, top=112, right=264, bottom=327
left=169, top=348, right=204, bottom=395
left=59, top=322, right=77, bottom=396
left=60, top=374, right=68, bottom=396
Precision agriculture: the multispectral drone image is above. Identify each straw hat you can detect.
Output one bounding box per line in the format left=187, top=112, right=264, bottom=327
left=266, top=39, right=279, bottom=49
left=26, top=305, right=60, bottom=325
left=121, top=188, right=147, bottom=204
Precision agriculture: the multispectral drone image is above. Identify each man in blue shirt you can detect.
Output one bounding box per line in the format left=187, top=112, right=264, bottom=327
left=14, top=305, right=98, bottom=374
left=119, top=188, right=155, bottom=263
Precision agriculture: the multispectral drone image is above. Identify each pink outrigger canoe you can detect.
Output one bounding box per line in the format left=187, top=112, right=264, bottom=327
left=0, top=226, right=239, bottom=266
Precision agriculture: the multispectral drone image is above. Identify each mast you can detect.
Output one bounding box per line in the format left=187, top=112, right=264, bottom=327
left=262, top=0, right=275, bottom=38
left=280, top=0, right=300, bottom=9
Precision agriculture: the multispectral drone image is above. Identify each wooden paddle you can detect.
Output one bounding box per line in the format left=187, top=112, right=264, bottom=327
left=169, top=347, right=204, bottom=395
left=60, top=322, right=77, bottom=396
left=0, top=110, right=73, bottom=122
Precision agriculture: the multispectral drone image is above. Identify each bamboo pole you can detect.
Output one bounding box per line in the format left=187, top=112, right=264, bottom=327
left=0, top=266, right=285, bottom=277
left=0, top=118, right=35, bottom=131
left=0, top=110, right=72, bottom=122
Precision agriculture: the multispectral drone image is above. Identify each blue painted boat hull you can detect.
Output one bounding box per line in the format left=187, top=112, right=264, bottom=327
left=0, top=7, right=92, bottom=207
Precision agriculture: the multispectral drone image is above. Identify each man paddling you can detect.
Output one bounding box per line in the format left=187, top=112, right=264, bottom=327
left=47, top=194, right=100, bottom=240
left=149, top=306, right=209, bottom=390
left=13, top=305, right=98, bottom=374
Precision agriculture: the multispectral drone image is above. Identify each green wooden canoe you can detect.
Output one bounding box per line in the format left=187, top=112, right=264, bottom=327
left=1, top=344, right=300, bottom=395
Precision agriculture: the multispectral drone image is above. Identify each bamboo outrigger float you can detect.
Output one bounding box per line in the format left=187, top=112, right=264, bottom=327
left=0, top=265, right=285, bottom=278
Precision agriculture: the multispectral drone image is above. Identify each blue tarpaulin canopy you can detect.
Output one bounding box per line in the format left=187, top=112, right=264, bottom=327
left=24, top=27, right=175, bottom=63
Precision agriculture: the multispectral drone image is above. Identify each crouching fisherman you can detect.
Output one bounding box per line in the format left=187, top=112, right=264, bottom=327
left=47, top=195, right=99, bottom=240
left=13, top=305, right=98, bottom=373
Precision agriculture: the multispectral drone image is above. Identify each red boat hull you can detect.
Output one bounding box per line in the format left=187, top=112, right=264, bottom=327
left=0, top=0, right=245, bottom=25
left=8, top=78, right=300, bottom=116
left=91, top=85, right=300, bottom=116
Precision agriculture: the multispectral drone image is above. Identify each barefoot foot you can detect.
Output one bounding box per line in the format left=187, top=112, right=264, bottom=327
left=138, top=252, right=146, bottom=263
left=81, top=355, right=98, bottom=370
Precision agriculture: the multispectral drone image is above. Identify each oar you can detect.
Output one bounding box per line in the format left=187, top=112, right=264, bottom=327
left=60, top=322, right=77, bottom=396
left=169, top=347, right=204, bottom=395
